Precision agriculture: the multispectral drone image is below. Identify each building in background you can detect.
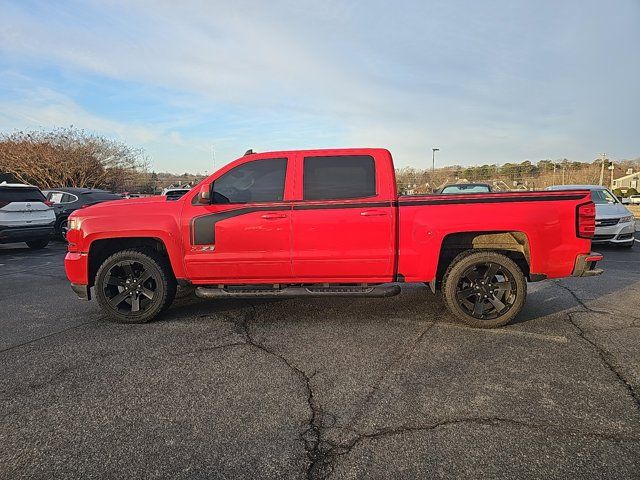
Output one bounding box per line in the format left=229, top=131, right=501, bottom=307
left=612, top=170, right=639, bottom=192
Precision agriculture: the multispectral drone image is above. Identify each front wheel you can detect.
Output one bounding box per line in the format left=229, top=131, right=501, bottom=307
left=442, top=251, right=527, bottom=328
left=95, top=249, right=176, bottom=323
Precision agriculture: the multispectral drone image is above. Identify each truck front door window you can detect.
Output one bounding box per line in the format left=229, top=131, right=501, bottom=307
left=213, top=158, right=287, bottom=204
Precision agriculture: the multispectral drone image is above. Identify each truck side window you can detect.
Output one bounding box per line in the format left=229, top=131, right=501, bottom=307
left=213, top=158, right=287, bottom=204
left=303, top=155, right=376, bottom=200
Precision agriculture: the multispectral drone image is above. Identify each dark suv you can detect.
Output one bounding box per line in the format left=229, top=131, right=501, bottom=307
left=43, top=188, right=123, bottom=238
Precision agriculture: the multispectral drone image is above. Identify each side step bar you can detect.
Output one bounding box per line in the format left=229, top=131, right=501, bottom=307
left=195, top=284, right=401, bottom=299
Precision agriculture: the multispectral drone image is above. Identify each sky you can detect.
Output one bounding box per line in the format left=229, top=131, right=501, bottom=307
left=0, top=0, right=639, bottom=173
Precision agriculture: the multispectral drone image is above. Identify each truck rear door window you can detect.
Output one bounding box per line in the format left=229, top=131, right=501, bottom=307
left=303, top=155, right=376, bottom=200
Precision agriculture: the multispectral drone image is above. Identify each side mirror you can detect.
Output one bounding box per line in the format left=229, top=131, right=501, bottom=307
left=198, top=184, right=211, bottom=204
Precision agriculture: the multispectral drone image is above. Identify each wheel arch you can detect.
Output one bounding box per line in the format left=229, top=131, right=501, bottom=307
left=430, top=231, right=531, bottom=291
left=87, top=237, right=173, bottom=288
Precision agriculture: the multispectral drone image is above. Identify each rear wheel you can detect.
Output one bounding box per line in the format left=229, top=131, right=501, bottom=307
left=26, top=239, right=49, bottom=250
left=95, top=249, right=176, bottom=323
left=442, top=251, right=526, bottom=328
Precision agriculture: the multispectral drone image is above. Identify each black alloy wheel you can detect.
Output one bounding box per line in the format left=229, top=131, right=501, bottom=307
left=455, top=262, right=516, bottom=320
left=442, top=251, right=527, bottom=328
left=95, top=249, right=176, bottom=323
left=103, top=260, right=158, bottom=315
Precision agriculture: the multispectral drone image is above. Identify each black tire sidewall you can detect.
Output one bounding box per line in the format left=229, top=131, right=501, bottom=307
left=95, top=249, right=175, bottom=323
left=442, top=251, right=527, bottom=328
left=57, top=217, right=69, bottom=239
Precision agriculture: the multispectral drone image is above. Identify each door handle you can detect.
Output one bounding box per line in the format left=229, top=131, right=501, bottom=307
left=261, top=213, right=288, bottom=220
left=360, top=210, right=388, bottom=217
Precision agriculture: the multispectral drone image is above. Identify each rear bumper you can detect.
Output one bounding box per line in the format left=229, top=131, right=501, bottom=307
left=0, top=223, right=54, bottom=243
left=572, top=252, right=604, bottom=277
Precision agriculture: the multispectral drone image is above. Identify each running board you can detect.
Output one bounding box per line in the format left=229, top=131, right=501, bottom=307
left=195, top=284, right=401, bottom=299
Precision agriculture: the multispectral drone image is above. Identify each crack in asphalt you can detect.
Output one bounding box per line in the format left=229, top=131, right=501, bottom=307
left=327, top=417, right=640, bottom=463
left=0, top=320, right=95, bottom=355
left=344, top=322, right=436, bottom=432
left=236, top=301, right=325, bottom=480
left=565, top=310, right=640, bottom=412
left=226, top=295, right=640, bottom=479
left=552, top=281, right=640, bottom=412
left=552, top=280, right=640, bottom=323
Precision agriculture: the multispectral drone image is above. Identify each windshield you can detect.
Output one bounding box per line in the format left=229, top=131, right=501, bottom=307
left=441, top=184, right=490, bottom=194
left=591, top=189, right=618, bottom=205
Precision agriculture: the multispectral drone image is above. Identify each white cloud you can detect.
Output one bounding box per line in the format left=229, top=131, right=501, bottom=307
left=0, top=0, right=638, bottom=170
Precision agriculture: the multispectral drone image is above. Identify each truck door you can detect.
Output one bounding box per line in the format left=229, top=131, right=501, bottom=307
left=290, top=153, right=396, bottom=282
left=182, top=156, right=293, bottom=283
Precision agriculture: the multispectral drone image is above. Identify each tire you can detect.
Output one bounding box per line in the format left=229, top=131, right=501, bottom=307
left=442, top=250, right=527, bottom=328
left=26, top=239, right=49, bottom=250
left=95, top=248, right=176, bottom=323
left=56, top=217, right=69, bottom=240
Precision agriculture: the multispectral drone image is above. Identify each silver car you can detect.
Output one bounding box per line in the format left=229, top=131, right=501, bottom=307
left=547, top=185, right=635, bottom=248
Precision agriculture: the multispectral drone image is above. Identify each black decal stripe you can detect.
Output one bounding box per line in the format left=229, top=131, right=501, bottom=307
left=398, top=193, right=586, bottom=207
left=190, top=201, right=395, bottom=245
left=192, top=206, right=290, bottom=245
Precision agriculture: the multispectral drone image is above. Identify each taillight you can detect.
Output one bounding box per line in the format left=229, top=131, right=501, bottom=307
left=577, top=202, right=596, bottom=239
left=44, top=200, right=54, bottom=207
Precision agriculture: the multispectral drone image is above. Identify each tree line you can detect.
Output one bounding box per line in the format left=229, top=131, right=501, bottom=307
left=2, top=128, right=638, bottom=194
left=0, top=128, right=147, bottom=191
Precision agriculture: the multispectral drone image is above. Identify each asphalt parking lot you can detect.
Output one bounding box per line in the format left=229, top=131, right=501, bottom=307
left=1, top=236, right=639, bottom=479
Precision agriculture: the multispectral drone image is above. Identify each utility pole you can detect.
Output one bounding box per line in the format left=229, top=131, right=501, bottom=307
left=598, top=153, right=608, bottom=186
left=431, top=148, right=439, bottom=193
left=562, top=165, right=565, bottom=185
left=211, top=145, right=216, bottom=171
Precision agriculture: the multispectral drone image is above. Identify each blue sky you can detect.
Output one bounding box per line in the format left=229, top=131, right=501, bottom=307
left=1, top=0, right=638, bottom=173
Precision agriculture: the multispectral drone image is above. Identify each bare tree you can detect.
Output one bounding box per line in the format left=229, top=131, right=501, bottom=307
left=0, top=127, right=148, bottom=191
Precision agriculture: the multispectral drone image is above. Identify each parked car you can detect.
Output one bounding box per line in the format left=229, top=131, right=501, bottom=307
left=43, top=188, right=123, bottom=238
left=629, top=195, right=640, bottom=205
left=547, top=185, right=635, bottom=248
left=0, top=182, right=55, bottom=249
left=161, top=188, right=191, bottom=201
left=438, top=183, right=492, bottom=194
left=65, top=148, right=601, bottom=328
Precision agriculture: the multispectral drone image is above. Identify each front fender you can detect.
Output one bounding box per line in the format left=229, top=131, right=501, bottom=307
left=72, top=213, right=186, bottom=279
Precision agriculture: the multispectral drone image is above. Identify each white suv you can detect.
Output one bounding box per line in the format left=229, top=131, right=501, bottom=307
left=0, top=182, right=56, bottom=249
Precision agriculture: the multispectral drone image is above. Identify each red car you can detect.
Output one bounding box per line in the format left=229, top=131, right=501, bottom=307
left=65, top=148, right=601, bottom=328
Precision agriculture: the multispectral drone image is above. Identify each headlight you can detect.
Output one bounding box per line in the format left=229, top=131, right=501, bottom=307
left=67, top=217, right=84, bottom=231
left=620, top=215, right=635, bottom=224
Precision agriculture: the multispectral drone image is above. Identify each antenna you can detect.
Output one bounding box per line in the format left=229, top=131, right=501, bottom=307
left=244, top=149, right=254, bottom=156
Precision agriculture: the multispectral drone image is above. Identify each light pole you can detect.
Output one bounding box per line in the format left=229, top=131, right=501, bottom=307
left=432, top=148, right=439, bottom=173
left=608, top=162, right=615, bottom=189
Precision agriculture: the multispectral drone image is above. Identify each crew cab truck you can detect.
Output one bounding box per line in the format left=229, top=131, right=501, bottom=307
left=65, top=148, right=602, bottom=328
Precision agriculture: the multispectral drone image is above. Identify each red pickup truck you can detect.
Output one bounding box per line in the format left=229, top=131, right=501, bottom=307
left=65, top=148, right=602, bottom=328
